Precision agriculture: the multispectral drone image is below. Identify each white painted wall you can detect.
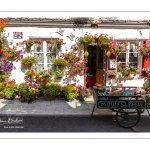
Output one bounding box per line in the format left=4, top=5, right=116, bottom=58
left=4, top=27, right=150, bottom=87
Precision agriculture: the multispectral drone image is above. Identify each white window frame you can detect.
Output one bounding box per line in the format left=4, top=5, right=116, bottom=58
left=29, top=36, right=59, bottom=71
left=116, top=39, right=143, bottom=73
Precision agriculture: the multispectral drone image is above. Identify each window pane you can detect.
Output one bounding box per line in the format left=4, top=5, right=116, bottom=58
left=129, top=52, right=138, bottom=62
left=117, top=53, right=126, bottom=62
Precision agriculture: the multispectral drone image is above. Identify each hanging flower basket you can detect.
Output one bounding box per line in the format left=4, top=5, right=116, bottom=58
left=26, top=44, right=31, bottom=50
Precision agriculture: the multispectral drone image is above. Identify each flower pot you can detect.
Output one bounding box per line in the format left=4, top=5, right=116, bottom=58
left=44, top=94, right=51, bottom=101
left=37, top=45, right=41, bottom=52
left=57, top=65, right=65, bottom=70
left=66, top=97, right=73, bottom=102
left=79, top=94, right=84, bottom=101
left=54, top=77, right=62, bottom=82
left=26, top=44, right=31, bottom=50
left=57, top=44, right=62, bottom=49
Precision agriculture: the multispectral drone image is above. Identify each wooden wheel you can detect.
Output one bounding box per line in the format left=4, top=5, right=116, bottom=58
left=116, top=108, right=140, bottom=128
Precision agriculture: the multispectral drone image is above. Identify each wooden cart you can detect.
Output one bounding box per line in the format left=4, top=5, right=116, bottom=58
left=91, top=86, right=150, bottom=128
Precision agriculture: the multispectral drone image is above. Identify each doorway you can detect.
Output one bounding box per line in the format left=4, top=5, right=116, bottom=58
left=85, top=46, right=105, bottom=87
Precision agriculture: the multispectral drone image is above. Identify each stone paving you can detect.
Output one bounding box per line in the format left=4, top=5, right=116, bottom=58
left=0, top=96, right=149, bottom=116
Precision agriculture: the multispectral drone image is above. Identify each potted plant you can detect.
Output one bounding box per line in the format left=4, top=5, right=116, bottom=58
left=0, top=82, right=5, bottom=99
left=37, top=40, right=42, bottom=51
left=106, top=70, right=117, bottom=78
left=77, top=32, right=95, bottom=48
left=3, top=80, right=18, bottom=100
left=49, top=38, right=66, bottom=49
left=18, top=82, right=36, bottom=103
left=53, top=58, right=67, bottom=69
left=54, top=70, right=64, bottom=82
left=54, top=70, right=64, bottom=78
left=23, top=38, right=35, bottom=49
left=62, top=84, right=79, bottom=102
left=0, top=91, right=4, bottom=99
left=117, top=63, right=138, bottom=78
left=76, top=85, right=91, bottom=101
left=21, top=56, right=37, bottom=66
left=43, top=82, right=61, bottom=100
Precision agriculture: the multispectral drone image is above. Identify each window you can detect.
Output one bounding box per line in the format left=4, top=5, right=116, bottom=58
left=32, top=39, right=57, bottom=72
left=116, top=40, right=141, bottom=70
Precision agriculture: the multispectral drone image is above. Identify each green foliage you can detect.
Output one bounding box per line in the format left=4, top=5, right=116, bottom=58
left=3, top=88, right=15, bottom=99
left=143, top=81, right=150, bottom=91
left=62, top=84, right=79, bottom=100
left=18, top=83, right=36, bottom=102
left=43, top=82, right=61, bottom=98
left=54, top=70, right=64, bottom=77
left=53, top=58, right=67, bottom=66
left=21, top=56, right=37, bottom=65
left=26, top=38, right=35, bottom=46
left=0, top=91, right=4, bottom=97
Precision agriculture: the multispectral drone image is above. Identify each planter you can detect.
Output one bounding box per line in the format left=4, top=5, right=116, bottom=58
left=44, top=94, right=51, bottom=101
left=37, top=45, right=41, bottom=52
left=57, top=44, right=62, bottom=49
left=26, top=44, right=31, bottom=50
left=54, top=77, right=62, bottom=82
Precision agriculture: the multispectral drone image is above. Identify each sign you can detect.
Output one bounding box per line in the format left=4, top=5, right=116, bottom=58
left=13, top=32, right=23, bottom=39
left=97, top=100, right=145, bottom=109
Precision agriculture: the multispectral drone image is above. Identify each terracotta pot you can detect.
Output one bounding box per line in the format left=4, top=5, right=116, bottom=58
left=57, top=44, right=62, bottom=49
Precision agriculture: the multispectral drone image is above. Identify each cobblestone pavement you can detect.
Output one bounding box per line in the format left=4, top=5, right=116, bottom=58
left=0, top=96, right=149, bottom=116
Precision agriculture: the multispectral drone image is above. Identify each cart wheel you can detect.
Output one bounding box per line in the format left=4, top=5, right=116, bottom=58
left=116, top=108, right=140, bottom=128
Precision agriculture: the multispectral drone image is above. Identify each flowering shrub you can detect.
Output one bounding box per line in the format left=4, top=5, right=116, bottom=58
left=25, top=69, right=54, bottom=83
left=143, top=68, right=150, bottom=76
left=94, top=34, right=112, bottom=49
left=3, top=80, right=18, bottom=99
left=138, top=46, right=150, bottom=57
left=78, top=32, right=95, bottom=47
left=63, top=50, right=87, bottom=76
left=18, top=82, right=36, bottom=103
left=0, top=18, right=8, bottom=33
left=70, top=44, right=79, bottom=51
left=2, top=47, right=22, bottom=59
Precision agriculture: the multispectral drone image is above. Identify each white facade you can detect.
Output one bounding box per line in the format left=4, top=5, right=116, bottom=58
left=5, top=27, right=150, bottom=87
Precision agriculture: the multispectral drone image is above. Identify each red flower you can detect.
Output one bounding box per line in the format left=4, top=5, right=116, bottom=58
left=38, top=40, right=42, bottom=45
